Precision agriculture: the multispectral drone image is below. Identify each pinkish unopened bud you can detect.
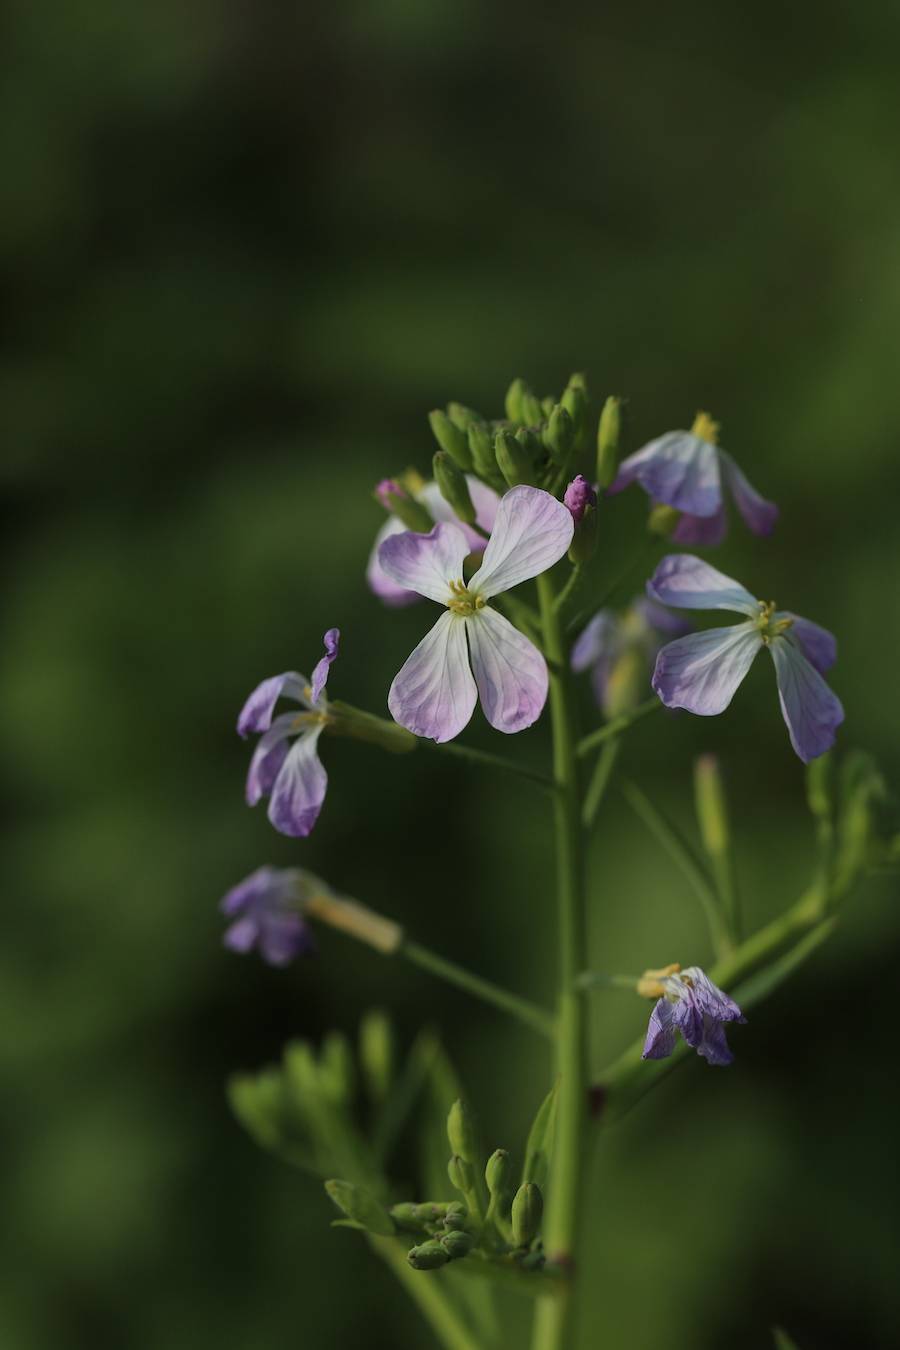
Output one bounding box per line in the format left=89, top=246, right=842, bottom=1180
left=375, top=478, right=406, bottom=510
left=563, top=475, right=597, bottom=523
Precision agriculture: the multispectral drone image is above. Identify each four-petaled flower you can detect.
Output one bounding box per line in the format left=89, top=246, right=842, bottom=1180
left=647, top=554, right=844, bottom=763
left=571, top=597, right=689, bottom=717
left=220, top=866, right=316, bottom=967
left=642, top=965, right=746, bottom=1066
left=367, top=476, right=500, bottom=607
left=237, top=628, right=340, bottom=837
left=609, top=414, right=778, bottom=545
left=378, top=486, right=574, bottom=742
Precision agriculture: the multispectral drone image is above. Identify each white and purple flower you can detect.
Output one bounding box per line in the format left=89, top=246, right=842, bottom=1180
left=379, top=485, right=574, bottom=742
left=367, top=475, right=501, bottom=607
left=609, top=414, right=777, bottom=546
left=220, top=866, right=316, bottom=967
left=647, top=554, right=844, bottom=763
left=571, top=597, right=689, bottom=717
left=642, top=965, right=746, bottom=1067
left=237, top=629, right=340, bottom=837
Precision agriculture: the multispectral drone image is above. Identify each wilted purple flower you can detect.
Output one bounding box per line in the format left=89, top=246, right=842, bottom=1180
left=642, top=965, right=746, bottom=1066
left=378, top=486, right=573, bottom=742
left=563, top=475, right=597, bottom=523
left=367, top=476, right=500, bottom=607
left=609, top=415, right=777, bottom=545
left=237, top=629, right=340, bottom=837
left=571, top=597, right=689, bottom=717
left=647, top=554, right=843, bottom=763
left=220, top=866, right=316, bottom=967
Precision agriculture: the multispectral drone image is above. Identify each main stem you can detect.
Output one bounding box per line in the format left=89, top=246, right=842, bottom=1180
left=532, top=573, right=588, bottom=1350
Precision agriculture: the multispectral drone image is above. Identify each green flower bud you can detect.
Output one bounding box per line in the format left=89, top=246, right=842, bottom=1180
left=376, top=480, right=434, bottom=533
left=324, top=1180, right=395, bottom=1237
left=561, top=379, right=588, bottom=451
left=408, top=1240, right=451, bottom=1270
left=494, top=428, right=535, bottom=487
left=442, top=1202, right=469, bottom=1231
left=485, top=1148, right=512, bottom=1198
left=446, top=401, right=483, bottom=432
left=467, top=420, right=498, bottom=477
left=413, top=1202, right=448, bottom=1227
left=542, top=404, right=575, bottom=464
left=511, top=1181, right=543, bottom=1248
left=390, top=1202, right=425, bottom=1233
left=647, top=503, right=681, bottom=537
left=447, top=1153, right=473, bottom=1195
left=596, top=395, right=621, bottom=490
left=541, top=395, right=556, bottom=418
left=359, top=1008, right=393, bottom=1106
left=504, top=377, right=530, bottom=424
left=433, top=450, right=477, bottom=525
left=447, top=1099, right=479, bottom=1165
left=516, top=425, right=542, bottom=458
left=440, top=1229, right=474, bottom=1259
left=429, top=409, right=473, bottom=470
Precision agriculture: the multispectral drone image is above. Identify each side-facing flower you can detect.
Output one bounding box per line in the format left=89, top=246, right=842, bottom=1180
left=609, top=412, right=777, bottom=545
left=379, top=485, right=574, bottom=741
left=571, top=597, right=688, bottom=717
left=642, top=965, right=746, bottom=1066
left=367, top=476, right=500, bottom=607
left=220, top=866, right=316, bottom=967
left=647, top=554, right=844, bottom=763
left=237, top=628, right=340, bottom=837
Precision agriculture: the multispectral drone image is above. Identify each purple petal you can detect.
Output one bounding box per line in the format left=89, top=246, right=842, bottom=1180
left=571, top=610, right=619, bottom=673
left=769, top=637, right=845, bottom=764
left=671, top=507, right=728, bottom=548
left=466, top=606, right=549, bottom=734
left=652, top=624, right=762, bottom=715
left=776, top=613, right=837, bottom=674
left=421, top=476, right=500, bottom=552
left=647, top=554, right=758, bottom=616
left=633, top=597, right=691, bottom=638
left=387, top=611, right=477, bottom=743
left=219, top=864, right=281, bottom=917
left=563, top=475, right=597, bottom=523
left=679, top=967, right=745, bottom=1023
left=267, top=726, right=328, bottom=837
left=257, top=912, right=315, bottom=967
left=244, top=713, right=296, bottom=806
left=237, top=672, right=307, bottom=737
left=378, top=521, right=470, bottom=604
left=721, top=451, right=778, bottom=536
left=642, top=999, right=677, bottom=1060
left=223, top=916, right=260, bottom=953
left=610, top=432, right=722, bottom=517
left=469, top=486, right=573, bottom=599
left=310, top=628, right=340, bottom=705
left=671, top=991, right=704, bottom=1047
left=695, top=1017, right=735, bottom=1066
left=367, top=516, right=423, bottom=608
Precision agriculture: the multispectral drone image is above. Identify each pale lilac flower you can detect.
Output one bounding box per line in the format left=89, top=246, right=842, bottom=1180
left=571, top=597, right=689, bottom=716
left=647, top=555, right=843, bottom=763
left=609, top=423, right=777, bottom=545
left=220, top=866, right=315, bottom=967
left=237, top=629, right=340, bottom=837
left=642, top=966, right=746, bottom=1066
left=563, top=475, right=597, bottom=523
left=379, top=486, right=573, bottom=741
left=367, top=476, right=500, bottom=607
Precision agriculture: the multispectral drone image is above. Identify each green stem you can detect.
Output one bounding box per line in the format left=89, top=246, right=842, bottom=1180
left=531, top=573, right=588, bottom=1350
left=576, top=698, right=660, bottom=757
left=419, top=737, right=554, bottom=791
left=371, top=1237, right=483, bottom=1350
left=402, top=940, right=556, bottom=1039
left=582, top=739, right=621, bottom=829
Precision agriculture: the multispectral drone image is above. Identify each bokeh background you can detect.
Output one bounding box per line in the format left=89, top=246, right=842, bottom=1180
left=3, top=3, right=899, bottom=1347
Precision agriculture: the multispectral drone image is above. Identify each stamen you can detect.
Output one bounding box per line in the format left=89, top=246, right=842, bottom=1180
left=446, top=579, right=485, bottom=617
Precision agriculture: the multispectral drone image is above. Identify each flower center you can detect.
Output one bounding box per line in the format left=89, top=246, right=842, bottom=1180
left=755, top=599, right=793, bottom=643
left=447, top=578, right=486, bottom=617
left=292, top=708, right=330, bottom=731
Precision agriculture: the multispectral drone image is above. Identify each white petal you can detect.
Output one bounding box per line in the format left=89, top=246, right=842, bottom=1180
left=469, top=486, right=573, bottom=599
left=647, top=554, right=759, bottom=616
left=652, top=624, right=762, bottom=715
left=366, top=516, right=422, bottom=607
left=387, top=611, right=477, bottom=742
left=378, top=521, right=471, bottom=604
left=466, top=606, right=548, bottom=734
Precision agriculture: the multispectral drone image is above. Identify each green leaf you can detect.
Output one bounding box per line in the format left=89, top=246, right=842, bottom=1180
left=521, top=1081, right=558, bottom=1191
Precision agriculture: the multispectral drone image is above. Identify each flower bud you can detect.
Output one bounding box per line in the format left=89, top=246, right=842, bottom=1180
left=428, top=409, right=473, bottom=470
left=447, top=1153, right=474, bottom=1195
left=485, top=1148, right=512, bottom=1198
left=325, top=1179, right=395, bottom=1237
left=408, top=1240, right=451, bottom=1270
left=443, top=1202, right=469, bottom=1231
left=494, top=427, right=535, bottom=487
left=447, top=1098, right=479, bottom=1165
left=446, top=401, right=483, bottom=432
left=511, top=1181, right=543, bottom=1248
left=564, top=476, right=599, bottom=564
left=440, top=1229, right=474, bottom=1259
left=561, top=374, right=589, bottom=450
left=375, top=479, right=434, bottom=533
left=596, top=395, right=621, bottom=489
left=467, top=420, right=498, bottom=477
left=542, top=404, right=575, bottom=464
left=563, top=475, right=596, bottom=524
left=433, top=451, right=477, bottom=525
left=647, top=503, right=681, bottom=537
left=603, top=646, right=644, bottom=719
left=505, top=376, right=542, bottom=425
left=390, top=1202, right=425, bottom=1232
left=414, top=1202, right=448, bottom=1226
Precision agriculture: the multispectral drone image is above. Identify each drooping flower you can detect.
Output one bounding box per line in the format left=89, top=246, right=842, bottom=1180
left=608, top=413, right=777, bottom=545
left=378, top=485, right=574, bottom=742
left=641, top=964, right=746, bottom=1066
left=571, top=597, right=689, bottom=717
left=563, top=474, right=597, bottom=523
left=237, top=628, right=340, bottom=836
left=647, top=554, right=843, bottom=763
left=367, top=476, right=501, bottom=607
left=220, top=866, right=316, bottom=967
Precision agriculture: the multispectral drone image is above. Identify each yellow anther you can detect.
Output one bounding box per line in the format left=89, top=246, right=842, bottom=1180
left=691, top=410, right=720, bottom=445
left=446, top=579, right=485, bottom=616
left=636, top=962, right=681, bottom=999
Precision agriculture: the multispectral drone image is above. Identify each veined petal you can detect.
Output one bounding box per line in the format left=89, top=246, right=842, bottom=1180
left=679, top=967, right=745, bottom=1023
left=652, top=624, right=762, bottom=715
left=571, top=610, right=619, bottom=673
left=611, top=432, right=722, bottom=517
left=769, top=637, right=844, bottom=763
left=420, top=476, right=499, bottom=551
left=671, top=506, right=728, bottom=548
left=721, top=451, right=778, bottom=536
left=647, top=554, right=758, bottom=616
left=245, top=713, right=297, bottom=805
left=695, top=1018, right=735, bottom=1066
left=268, top=725, right=328, bottom=837
left=642, top=999, right=677, bottom=1060
left=388, top=610, right=477, bottom=742
left=310, top=628, right=340, bottom=704
left=469, top=486, right=573, bottom=599
left=378, top=521, right=470, bottom=604
left=367, top=517, right=423, bottom=607
left=466, top=606, right=548, bottom=734
left=776, top=613, right=837, bottom=674
left=237, top=672, right=307, bottom=736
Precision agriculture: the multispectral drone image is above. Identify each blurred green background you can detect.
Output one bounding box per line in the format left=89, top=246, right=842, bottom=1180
left=3, top=3, right=899, bottom=1347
